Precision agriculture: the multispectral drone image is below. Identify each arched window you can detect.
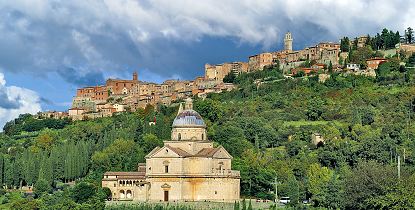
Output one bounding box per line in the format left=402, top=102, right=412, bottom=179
left=126, top=190, right=132, bottom=198
left=165, top=165, right=169, bottom=173
left=202, top=134, right=204, bottom=140
left=120, top=190, right=125, bottom=199
left=178, top=133, right=181, bottom=140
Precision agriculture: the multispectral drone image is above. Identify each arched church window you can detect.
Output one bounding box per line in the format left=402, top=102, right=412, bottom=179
left=178, top=133, right=181, bottom=140
left=202, top=134, right=204, bottom=140
left=165, top=165, right=169, bottom=173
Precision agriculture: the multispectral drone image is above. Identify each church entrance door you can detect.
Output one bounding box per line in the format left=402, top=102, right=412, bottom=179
left=164, top=190, right=169, bottom=202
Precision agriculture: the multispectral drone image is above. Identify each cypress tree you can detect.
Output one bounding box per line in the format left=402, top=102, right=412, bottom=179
left=3, top=156, right=13, bottom=188
left=242, top=199, right=247, bottom=210
left=50, top=146, right=65, bottom=181
left=0, top=155, right=3, bottom=185
left=234, top=201, right=240, bottom=210
left=38, top=152, right=53, bottom=185
left=248, top=199, right=253, bottom=210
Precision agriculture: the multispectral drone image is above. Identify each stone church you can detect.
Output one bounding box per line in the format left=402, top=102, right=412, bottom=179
left=102, top=98, right=240, bottom=202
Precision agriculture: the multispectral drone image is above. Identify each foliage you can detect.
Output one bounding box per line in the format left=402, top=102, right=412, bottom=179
left=349, top=46, right=374, bottom=68
left=70, top=182, right=97, bottom=203
left=34, top=179, right=51, bottom=197
left=141, top=134, right=163, bottom=153
left=91, top=139, right=145, bottom=173
left=344, top=161, right=397, bottom=210
left=224, top=71, right=237, bottom=83
left=406, top=27, right=414, bottom=44
left=340, top=37, right=350, bottom=52
left=3, top=114, right=70, bottom=136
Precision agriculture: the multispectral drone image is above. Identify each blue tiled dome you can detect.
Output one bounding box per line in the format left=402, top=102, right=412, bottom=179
left=172, top=110, right=206, bottom=128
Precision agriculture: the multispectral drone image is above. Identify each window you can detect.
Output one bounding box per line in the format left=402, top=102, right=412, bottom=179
left=178, top=133, right=181, bottom=140
left=165, top=165, right=169, bottom=173
left=202, top=134, right=204, bottom=140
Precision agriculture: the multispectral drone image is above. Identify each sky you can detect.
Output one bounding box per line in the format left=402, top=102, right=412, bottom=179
left=0, top=0, right=414, bottom=129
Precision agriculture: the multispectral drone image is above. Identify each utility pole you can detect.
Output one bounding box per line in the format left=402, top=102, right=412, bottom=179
left=398, top=155, right=401, bottom=179
left=272, top=176, right=279, bottom=203
left=404, top=148, right=406, bottom=163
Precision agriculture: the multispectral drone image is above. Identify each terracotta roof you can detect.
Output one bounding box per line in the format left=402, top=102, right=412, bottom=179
left=165, top=145, right=192, bottom=157
left=367, top=57, right=387, bottom=61
left=104, top=171, right=145, bottom=179
left=68, top=108, right=85, bottom=110
left=194, top=148, right=220, bottom=157
left=145, top=146, right=161, bottom=158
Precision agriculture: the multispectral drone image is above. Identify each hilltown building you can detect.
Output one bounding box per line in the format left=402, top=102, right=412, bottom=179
left=69, top=72, right=235, bottom=120
left=102, top=98, right=240, bottom=202
left=247, top=32, right=340, bottom=72
left=205, top=62, right=249, bottom=82
left=397, top=43, right=415, bottom=56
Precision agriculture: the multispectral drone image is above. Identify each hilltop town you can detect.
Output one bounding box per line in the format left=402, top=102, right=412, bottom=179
left=38, top=30, right=415, bottom=121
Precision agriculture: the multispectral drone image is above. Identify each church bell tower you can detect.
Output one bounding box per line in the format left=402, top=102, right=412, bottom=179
left=284, top=32, right=293, bottom=52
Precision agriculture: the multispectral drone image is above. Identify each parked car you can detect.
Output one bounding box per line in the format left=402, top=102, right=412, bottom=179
left=279, top=197, right=290, bottom=204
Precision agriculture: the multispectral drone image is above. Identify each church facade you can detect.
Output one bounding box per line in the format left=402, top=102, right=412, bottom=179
left=102, top=98, right=240, bottom=202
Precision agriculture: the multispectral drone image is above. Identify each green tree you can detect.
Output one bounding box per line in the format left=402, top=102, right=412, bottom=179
left=286, top=175, right=300, bottom=206
left=234, top=201, right=240, bottom=210
left=353, top=37, right=358, bottom=50
left=194, top=98, right=224, bottom=123
left=407, top=53, right=415, bottom=67
left=91, top=139, right=145, bottom=173
left=406, top=27, right=413, bottom=43
left=11, top=198, right=41, bottom=210
left=350, top=46, right=374, bottom=68
left=247, top=199, right=253, bottom=210
left=344, top=161, right=396, bottom=210
left=340, top=37, right=350, bottom=52
left=242, top=199, right=247, bottom=210
left=328, top=61, right=333, bottom=73
left=321, top=172, right=345, bottom=209
left=141, top=133, right=163, bottom=153
left=307, top=163, right=333, bottom=207
left=38, top=153, right=53, bottom=186
left=71, top=182, right=96, bottom=203
left=34, top=178, right=51, bottom=197
left=224, top=71, right=237, bottom=83
left=213, top=124, right=253, bottom=157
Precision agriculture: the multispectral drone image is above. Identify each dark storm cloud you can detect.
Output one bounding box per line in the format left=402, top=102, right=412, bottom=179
left=0, top=0, right=413, bottom=84
left=57, top=67, right=105, bottom=87
left=40, top=97, right=54, bottom=105
left=0, top=90, right=20, bottom=109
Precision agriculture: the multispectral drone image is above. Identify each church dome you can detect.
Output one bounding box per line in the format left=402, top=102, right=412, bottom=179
left=172, top=98, right=206, bottom=128
left=172, top=110, right=206, bottom=128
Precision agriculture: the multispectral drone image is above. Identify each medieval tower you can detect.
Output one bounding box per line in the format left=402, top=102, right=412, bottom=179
left=284, top=32, right=293, bottom=52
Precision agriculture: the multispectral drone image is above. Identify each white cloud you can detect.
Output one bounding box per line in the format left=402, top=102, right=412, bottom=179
left=0, top=72, right=41, bottom=130
left=0, top=0, right=414, bottom=83
left=3, top=0, right=414, bottom=46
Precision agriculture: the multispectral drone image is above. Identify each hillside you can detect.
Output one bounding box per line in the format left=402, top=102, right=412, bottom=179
left=1, top=57, right=415, bottom=209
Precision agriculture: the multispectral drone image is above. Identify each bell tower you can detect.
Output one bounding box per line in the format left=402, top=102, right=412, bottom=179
left=133, top=71, right=138, bottom=81
left=284, top=32, right=293, bottom=52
